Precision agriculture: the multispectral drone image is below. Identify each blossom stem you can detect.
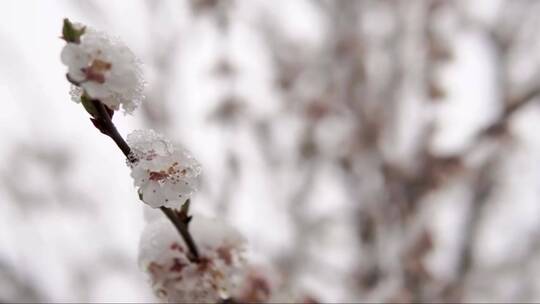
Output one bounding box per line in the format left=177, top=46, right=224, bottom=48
left=160, top=205, right=201, bottom=263
left=90, top=99, right=132, bottom=159
left=88, top=98, right=201, bottom=263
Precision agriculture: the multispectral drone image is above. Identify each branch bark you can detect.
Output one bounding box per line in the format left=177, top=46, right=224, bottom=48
left=160, top=201, right=200, bottom=263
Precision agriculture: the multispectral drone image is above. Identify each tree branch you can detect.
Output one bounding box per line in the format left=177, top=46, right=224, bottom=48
left=87, top=97, right=200, bottom=263
left=481, top=85, right=540, bottom=138
left=90, top=99, right=132, bottom=159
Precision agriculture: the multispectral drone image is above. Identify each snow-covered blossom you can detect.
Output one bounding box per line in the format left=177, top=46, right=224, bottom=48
left=127, top=129, right=201, bottom=209
left=138, top=216, right=247, bottom=303
left=61, top=22, right=144, bottom=114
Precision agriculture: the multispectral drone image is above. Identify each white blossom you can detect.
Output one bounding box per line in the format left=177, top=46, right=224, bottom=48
left=138, top=216, right=247, bottom=303
left=127, top=129, right=201, bottom=209
left=61, top=23, right=144, bottom=114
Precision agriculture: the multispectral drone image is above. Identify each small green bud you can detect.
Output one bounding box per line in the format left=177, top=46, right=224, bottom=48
left=138, top=189, right=144, bottom=201
left=80, top=91, right=99, bottom=117
left=180, top=199, right=191, bottom=215
left=62, top=18, right=86, bottom=43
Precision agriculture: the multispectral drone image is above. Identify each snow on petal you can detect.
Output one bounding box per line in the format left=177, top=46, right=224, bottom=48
left=61, top=23, right=145, bottom=114
left=138, top=216, right=247, bottom=303
left=127, top=129, right=201, bottom=209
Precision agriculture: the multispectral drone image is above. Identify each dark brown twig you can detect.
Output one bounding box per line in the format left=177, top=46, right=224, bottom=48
left=90, top=99, right=132, bottom=159
left=160, top=200, right=200, bottom=263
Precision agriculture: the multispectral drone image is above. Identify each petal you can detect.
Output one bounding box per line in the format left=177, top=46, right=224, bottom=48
left=130, top=166, right=148, bottom=186
left=60, top=43, right=90, bottom=69
left=82, top=81, right=110, bottom=99
left=162, top=198, right=182, bottom=209
left=162, top=183, right=189, bottom=202
left=141, top=181, right=167, bottom=208
left=67, top=66, right=86, bottom=82
left=176, top=178, right=198, bottom=194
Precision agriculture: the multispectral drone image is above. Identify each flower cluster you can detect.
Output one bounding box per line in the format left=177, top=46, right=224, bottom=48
left=60, top=20, right=278, bottom=304
left=139, top=216, right=247, bottom=303
left=60, top=20, right=144, bottom=114
left=127, top=129, right=201, bottom=209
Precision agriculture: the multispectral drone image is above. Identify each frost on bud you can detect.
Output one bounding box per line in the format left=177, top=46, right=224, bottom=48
left=138, top=216, right=247, bottom=303
left=60, top=20, right=145, bottom=114
left=127, top=129, right=201, bottom=209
